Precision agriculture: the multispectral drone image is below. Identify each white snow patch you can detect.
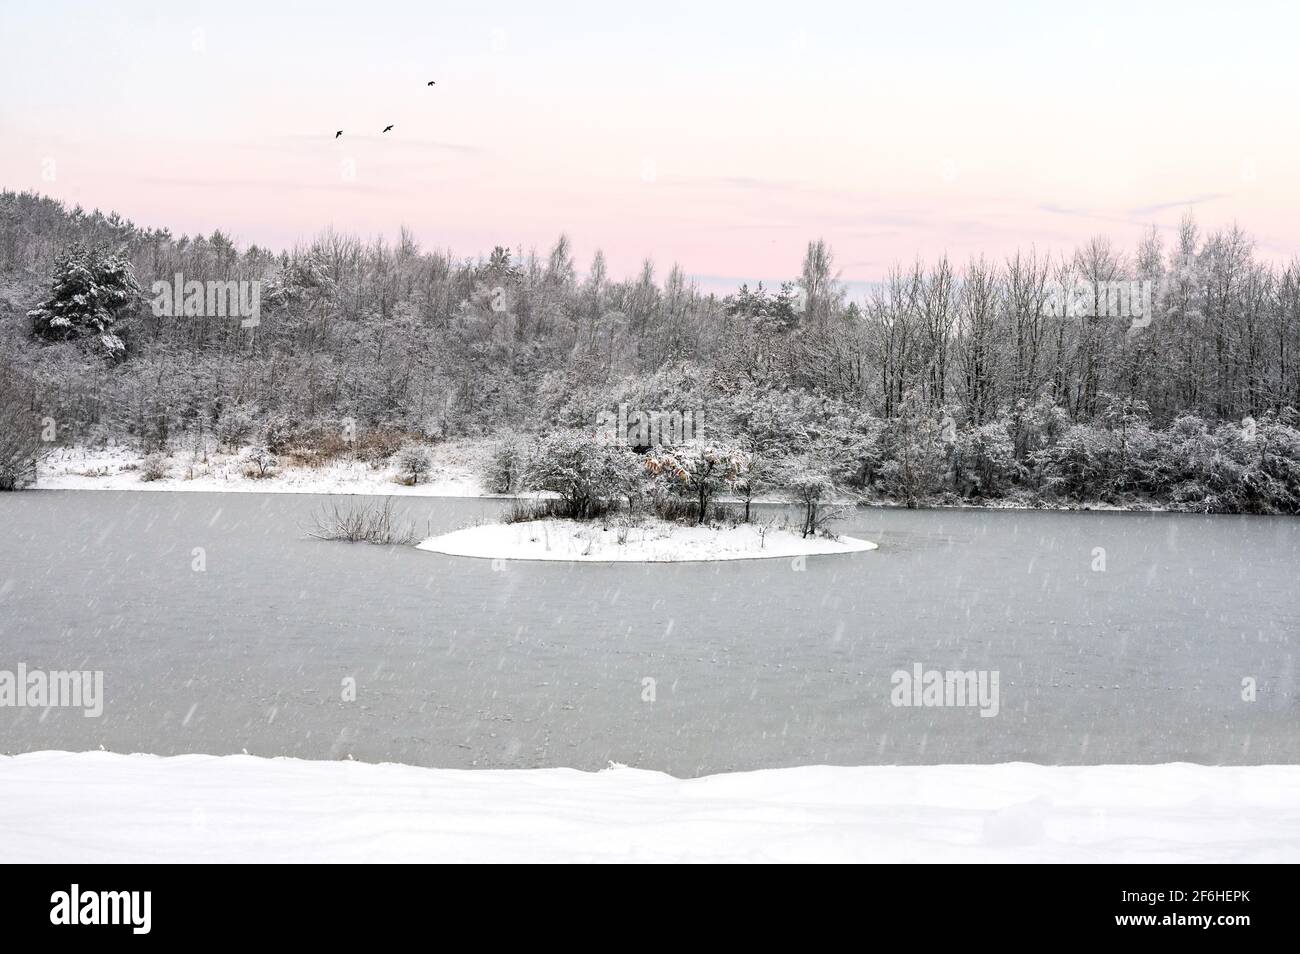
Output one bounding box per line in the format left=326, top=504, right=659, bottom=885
left=417, top=518, right=877, bottom=562
left=34, top=442, right=492, bottom=497
left=1, top=752, right=1296, bottom=863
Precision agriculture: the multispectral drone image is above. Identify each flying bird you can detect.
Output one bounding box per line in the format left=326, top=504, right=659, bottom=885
left=383, top=125, right=394, bottom=133
left=427, top=80, right=436, bottom=86
left=335, top=130, right=343, bottom=139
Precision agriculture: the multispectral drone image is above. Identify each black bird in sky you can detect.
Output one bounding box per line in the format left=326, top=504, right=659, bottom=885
left=335, top=81, right=432, bottom=144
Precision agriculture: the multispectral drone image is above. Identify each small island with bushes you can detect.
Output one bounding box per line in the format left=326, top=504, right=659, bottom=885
left=418, top=431, right=875, bottom=562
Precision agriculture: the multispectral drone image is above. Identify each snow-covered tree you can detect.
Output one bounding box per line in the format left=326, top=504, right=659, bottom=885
left=524, top=431, right=643, bottom=519
left=27, top=243, right=141, bottom=359
left=786, top=473, right=840, bottom=538
left=0, top=366, right=46, bottom=491
left=644, top=441, right=748, bottom=525
left=484, top=433, right=526, bottom=494
left=951, top=421, right=1016, bottom=499
left=397, top=444, right=433, bottom=484
left=242, top=445, right=277, bottom=479
left=877, top=393, right=948, bottom=507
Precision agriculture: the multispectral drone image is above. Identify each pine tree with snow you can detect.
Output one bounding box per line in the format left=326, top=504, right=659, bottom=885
left=27, top=243, right=141, bottom=359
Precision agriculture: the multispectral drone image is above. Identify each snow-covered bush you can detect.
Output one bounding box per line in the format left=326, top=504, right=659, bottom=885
left=951, top=422, right=1016, bottom=498
left=1117, top=425, right=1174, bottom=497
left=262, top=415, right=297, bottom=454
left=216, top=405, right=257, bottom=452
left=140, top=453, right=169, bottom=482
left=524, top=431, right=643, bottom=519
left=396, top=444, right=433, bottom=485
left=1008, top=394, right=1069, bottom=464
left=1034, top=425, right=1119, bottom=500
left=484, top=435, right=526, bottom=494
left=1210, top=418, right=1300, bottom=514
left=877, top=412, right=947, bottom=507
left=1255, top=420, right=1300, bottom=513
left=644, top=441, right=748, bottom=525
left=823, top=420, right=885, bottom=491
left=241, top=445, right=277, bottom=479
left=721, top=383, right=816, bottom=459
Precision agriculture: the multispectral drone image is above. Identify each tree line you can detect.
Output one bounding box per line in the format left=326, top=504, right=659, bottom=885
left=0, top=188, right=1297, bottom=511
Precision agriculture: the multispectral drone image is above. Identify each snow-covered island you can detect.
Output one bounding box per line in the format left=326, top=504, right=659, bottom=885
left=408, top=437, right=873, bottom=561
left=418, top=517, right=876, bottom=562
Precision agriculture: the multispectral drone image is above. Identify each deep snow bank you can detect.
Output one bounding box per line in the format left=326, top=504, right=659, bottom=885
left=417, top=518, right=877, bottom=562
left=1, top=752, right=1296, bottom=863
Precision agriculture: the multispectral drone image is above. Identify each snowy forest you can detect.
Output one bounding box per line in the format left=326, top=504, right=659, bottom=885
left=1, top=188, right=1298, bottom=512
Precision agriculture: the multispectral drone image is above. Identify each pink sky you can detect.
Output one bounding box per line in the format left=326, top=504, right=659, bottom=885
left=3, top=1, right=1298, bottom=288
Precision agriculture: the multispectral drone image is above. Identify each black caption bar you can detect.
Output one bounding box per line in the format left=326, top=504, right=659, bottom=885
left=1, top=864, right=1288, bottom=943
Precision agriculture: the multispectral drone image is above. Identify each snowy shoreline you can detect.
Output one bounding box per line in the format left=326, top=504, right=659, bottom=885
left=417, top=518, right=877, bottom=562
left=32, top=443, right=1184, bottom=513
left=32, top=442, right=490, bottom=497
left=1, top=751, right=1296, bottom=863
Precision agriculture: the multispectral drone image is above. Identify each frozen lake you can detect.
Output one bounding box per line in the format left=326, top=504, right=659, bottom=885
left=1, top=491, right=1296, bottom=774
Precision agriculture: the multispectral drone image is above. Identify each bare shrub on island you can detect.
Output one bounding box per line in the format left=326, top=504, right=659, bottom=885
left=306, top=497, right=417, bottom=545
left=786, top=473, right=847, bottom=539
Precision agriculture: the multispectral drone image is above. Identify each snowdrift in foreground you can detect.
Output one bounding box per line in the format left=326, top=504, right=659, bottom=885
left=418, top=518, right=877, bottom=562
left=2, top=752, right=1297, bottom=863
